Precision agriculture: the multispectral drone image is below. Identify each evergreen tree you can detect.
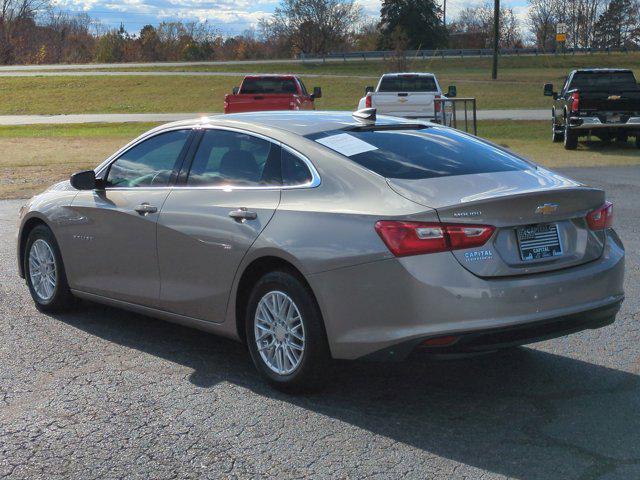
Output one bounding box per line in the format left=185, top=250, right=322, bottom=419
left=378, top=0, right=448, bottom=50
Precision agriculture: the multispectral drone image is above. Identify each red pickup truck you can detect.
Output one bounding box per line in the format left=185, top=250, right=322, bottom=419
left=224, top=75, right=322, bottom=114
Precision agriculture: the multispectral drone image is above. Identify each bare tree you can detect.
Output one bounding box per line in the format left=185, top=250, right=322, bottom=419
left=449, top=3, right=522, bottom=48
left=259, top=0, right=362, bottom=55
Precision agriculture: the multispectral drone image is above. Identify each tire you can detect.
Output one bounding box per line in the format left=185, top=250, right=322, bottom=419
left=616, top=133, right=628, bottom=143
left=24, top=224, right=76, bottom=312
left=551, top=114, right=563, bottom=142
left=636, top=136, right=640, bottom=149
left=245, top=270, right=331, bottom=391
left=564, top=124, right=578, bottom=150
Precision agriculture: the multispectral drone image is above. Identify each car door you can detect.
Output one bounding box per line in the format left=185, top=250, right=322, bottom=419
left=157, top=128, right=282, bottom=322
left=65, top=128, right=194, bottom=307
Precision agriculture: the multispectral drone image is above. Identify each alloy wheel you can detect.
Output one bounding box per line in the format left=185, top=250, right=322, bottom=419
left=254, top=290, right=305, bottom=375
left=28, top=239, right=57, bottom=302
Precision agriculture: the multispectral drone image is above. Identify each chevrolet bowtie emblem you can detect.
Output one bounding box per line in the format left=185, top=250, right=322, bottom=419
left=608, top=95, right=621, bottom=100
left=535, top=203, right=559, bottom=215
left=398, top=98, right=408, bottom=103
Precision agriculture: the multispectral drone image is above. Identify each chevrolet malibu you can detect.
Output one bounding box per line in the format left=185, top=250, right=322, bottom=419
left=17, top=111, right=625, bottom=389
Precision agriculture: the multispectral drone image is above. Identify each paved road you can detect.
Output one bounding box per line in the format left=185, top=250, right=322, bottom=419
left=0, top=110, right=549, bottom=125
left=1, top=166, right=638, bottom=479
left=0, top=70, right=376, bottom=79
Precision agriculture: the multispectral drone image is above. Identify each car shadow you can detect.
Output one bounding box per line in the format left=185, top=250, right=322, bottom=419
left=52, top=301, right=640, bottom=479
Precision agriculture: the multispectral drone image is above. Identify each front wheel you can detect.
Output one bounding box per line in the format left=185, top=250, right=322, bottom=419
left=245, top=270, right=331, bottom=391
left=552, top=117, right=563, bottom=142
left=24, top=225, right=76, bottom=312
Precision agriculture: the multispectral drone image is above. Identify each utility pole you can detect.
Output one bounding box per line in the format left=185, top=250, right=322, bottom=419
left=491, top=0, right=499, bottom=79
left=443, top=0, right=446, bottom=26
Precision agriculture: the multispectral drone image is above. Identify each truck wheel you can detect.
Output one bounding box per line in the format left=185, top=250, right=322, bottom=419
left=552, top=118, right=563, bottom=142
left=636, top=136, right=640, bottom=149
left=564, top=125, right=578, bottom=150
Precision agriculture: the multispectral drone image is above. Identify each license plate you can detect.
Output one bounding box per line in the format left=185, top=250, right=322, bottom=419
left=517, top=224, right=563, bottom=261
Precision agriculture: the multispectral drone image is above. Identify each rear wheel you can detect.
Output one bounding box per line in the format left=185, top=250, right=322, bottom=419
left=24, top=225, right=75, bottom=312
left=564, top=124, right=578, bottom=150
left=636, top=136, right=640, bottom=148
left=245, top=270, right=330, bottom=391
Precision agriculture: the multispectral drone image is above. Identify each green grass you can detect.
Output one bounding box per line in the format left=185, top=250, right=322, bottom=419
left=2, top=51, right=639, bottom=114
left=0, top=122, right=159, bottom=138
left=1, top=120, right=638, bottom=199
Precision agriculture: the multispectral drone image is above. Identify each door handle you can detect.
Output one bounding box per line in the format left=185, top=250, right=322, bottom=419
left=134, top=203, right=158, bottom=215
left=229, top=208, right=257, bottom=221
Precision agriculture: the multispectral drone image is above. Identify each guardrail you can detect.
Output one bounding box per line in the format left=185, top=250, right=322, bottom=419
left=299, top=46, right=639, bottom=62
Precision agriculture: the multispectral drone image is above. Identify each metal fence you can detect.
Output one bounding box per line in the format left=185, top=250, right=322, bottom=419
left=299, top=46, right=640, bottom=62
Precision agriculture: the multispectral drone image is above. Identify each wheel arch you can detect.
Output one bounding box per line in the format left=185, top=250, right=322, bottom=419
left=18, top=216, right=49, bottom=278
left=233, top=255, right=325, bottom=347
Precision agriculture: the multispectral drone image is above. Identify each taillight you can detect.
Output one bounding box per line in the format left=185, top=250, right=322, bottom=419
left=571, top=91, right=580, bottom=112
left=586, top=201, right=613, bottom=230
left=365, top=94, right=372, bottom=108
left=374, top=221, right=495, bottom=257
left=435, top=94, right=441, bottom=113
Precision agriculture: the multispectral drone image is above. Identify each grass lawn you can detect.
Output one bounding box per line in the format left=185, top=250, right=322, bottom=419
left=2, top=52, right=639, bottom=114
left=1, top=120, right=638, bottom=200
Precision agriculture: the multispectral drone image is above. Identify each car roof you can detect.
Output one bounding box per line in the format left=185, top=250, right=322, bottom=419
left=154, top=111, right=427, bottom=137
left=571, top=68, right=633, bottom=74
left=381, top=72, right=436, bottom=77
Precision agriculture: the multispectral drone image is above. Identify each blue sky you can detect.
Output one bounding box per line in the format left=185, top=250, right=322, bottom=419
left=51, top=0, right=530, bottom=37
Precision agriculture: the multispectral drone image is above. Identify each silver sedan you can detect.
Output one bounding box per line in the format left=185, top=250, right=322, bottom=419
left=17, top=111, right=625, bottom=389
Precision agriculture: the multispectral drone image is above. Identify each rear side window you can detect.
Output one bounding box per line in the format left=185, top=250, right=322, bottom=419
left=379, top=76, right=437, bottom=92
left=187, top=130, right=281, bottom=187
left=282, top=148, right=312, bottom=186
left=241, top=77, right=298, bottom=94
left=570, top=72, right=638, bottom=91
left=308, top=127, right=531, bottom=180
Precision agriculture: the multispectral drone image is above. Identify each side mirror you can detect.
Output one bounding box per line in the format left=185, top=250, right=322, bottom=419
left=543, top=83, right=555, bottom=97
left=312, top=86, right=322, bottom=100
left=365, top=86, right=374, bottom=94
left=232, top=86, right=239, bottom=95
left=70, top=170, right=97, bottom=190
left=446, top=85, right=457, bottom=98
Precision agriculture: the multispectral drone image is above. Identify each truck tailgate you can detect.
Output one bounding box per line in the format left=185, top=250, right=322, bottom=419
left=225, top=94, right=294, bottom=113
left=371, top=92, right=437, bottom=118
left=579, top=90, right=640, bottom=113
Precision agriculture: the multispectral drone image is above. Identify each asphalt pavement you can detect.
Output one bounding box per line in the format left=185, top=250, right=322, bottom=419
left=0, top=166, right=639, bottom=479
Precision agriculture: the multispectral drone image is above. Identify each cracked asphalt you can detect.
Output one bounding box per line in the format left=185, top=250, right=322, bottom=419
left=1, top=165, right=638, bottom=479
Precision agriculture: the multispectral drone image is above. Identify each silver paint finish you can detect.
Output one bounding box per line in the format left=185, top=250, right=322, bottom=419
left=17, top=112, right=626, bottom=361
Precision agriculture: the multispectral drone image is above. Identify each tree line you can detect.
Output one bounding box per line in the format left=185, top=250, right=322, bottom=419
left=0, top=0, right=638, bottom=64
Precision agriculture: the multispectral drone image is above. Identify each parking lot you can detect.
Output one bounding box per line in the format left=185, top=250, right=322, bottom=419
left=0, top=165, right=638, bottom=479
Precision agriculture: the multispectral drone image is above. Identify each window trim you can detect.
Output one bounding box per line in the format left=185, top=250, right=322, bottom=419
left=95, top=124, right=321, bottom=191
left=178, top=125, right=321, bottom=191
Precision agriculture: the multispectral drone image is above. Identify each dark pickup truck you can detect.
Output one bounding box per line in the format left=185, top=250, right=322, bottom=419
left=544, top=69, right=640, bottom=149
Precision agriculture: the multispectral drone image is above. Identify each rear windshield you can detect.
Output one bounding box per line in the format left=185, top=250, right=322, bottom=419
left=379, top=75, right=438, bottom=92
left=240, top=77, right=298, bottom=94
left=308, top=127, right=532, bottom=180
left=570, top=72, right=638, bottom=92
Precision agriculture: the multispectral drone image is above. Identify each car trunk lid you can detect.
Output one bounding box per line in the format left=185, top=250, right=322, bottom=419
left=387, top=169, right=607, bottom=277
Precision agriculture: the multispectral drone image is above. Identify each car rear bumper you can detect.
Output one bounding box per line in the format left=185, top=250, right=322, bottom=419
left=308, top=229, right=625, bottom=360
left=569, top=116, right=640, bottom=130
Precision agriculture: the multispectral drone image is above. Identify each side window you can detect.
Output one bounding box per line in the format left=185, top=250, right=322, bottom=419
left=106, top=130, right=190, bottom=188
left=298, top=79, right=308, bottom=95
left=282, top=148, right=313, bottom=186
left=187, top=130, right=281, bottom=187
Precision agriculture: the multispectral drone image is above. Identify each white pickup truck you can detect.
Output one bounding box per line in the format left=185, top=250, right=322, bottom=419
left=357, top=72, right=456, bottom=121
